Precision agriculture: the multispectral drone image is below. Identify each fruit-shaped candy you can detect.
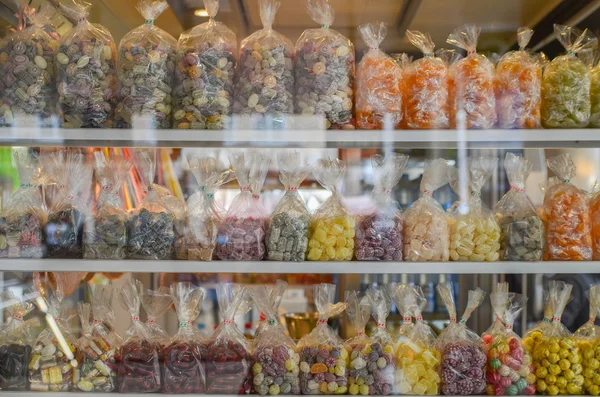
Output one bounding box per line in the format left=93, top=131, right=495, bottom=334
left=574, top=285, right=600, bottom=396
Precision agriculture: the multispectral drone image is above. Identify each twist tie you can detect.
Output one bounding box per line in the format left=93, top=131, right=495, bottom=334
left=206, top=193, right=215, bottom=199
left=199, top=186, right=206, bottom=191
left=252, top=194, right=260, bottom=199
left=542, top=317, right=552, bottom=323
left=65, top=194, right=75, bottom=200
left=20, top=183, right=37, bottom=188
left=450, top=317, right=457, bottom=323
left=317, top=319, right=328, bottom=325
left=241, top=186, right=251, bottom=192
left=471, top=191, right=481, bottom=197
left=415, top=316, right=423, bottom=322
left=377, top=322, right=386, bottom=328
left=510, top=186, right=525, bottom=193
left=590, top=317, right=596, bottom=323
left=459, top=318, right=467, bottom=324
left=132, top=316, right=140, bottom=322
left=179, top=320, right=193, bottom=328
left=322, top=24, right=330, bottom=29
left=564, top=179, right=571, bottom=184
left=552, top=316, right=561, bottom=323
left=505, top=324, right=513, bottom=330
left=403, top=317, right=412, bottom=323
left=356, top=331, right=365, bottom=336
left=92, top=318, right=102, bottom=324
left=423, top=53, right=433, bottom=58
left=567, top=50, right=576, bottom=56
left=101, top=185, right=112, bottom=190
left=288, top=186, right=298, bottom=191
left=13, top=313, right=23, bottom=320
left=146, top=317, right=156, bottom=324
left=77, top=17, right=86, bottom=24
left=423, top=189, right=433, bottom=196
left=224, top=319, right=233, bottom=324
left=268, top=318, right=277, bottom=325
left=369, top=47, right=378, bottom=51
left=467, top=50, right=476, bottom=55
left=145, top=19, right=154, bottom=25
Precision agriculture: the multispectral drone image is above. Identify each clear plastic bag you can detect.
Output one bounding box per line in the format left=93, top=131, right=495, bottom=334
left=575, top=285, right=600, bottom=395
left=234, top=0, right=294, bottom=127
left=543, top=153, right=592, bottom=260
left=216, top=152, right=270, bottom=261
left=590, top=179, right=600, bottom=260
left=255, top=279, right=288, bottom=338
left=522, top=281, right=557, bottom=367
left=344, top=290, right=370, bottom=352
left=436, top=282, right=487, bottom=396
left=152, top=183, right=186, bottom=259
left=542, top=25, right=597, bottom=128
left=494, top=153, right=544, bottom=261
left=307, top=158, right=355, bottom=261
left=403, top=158, right=450, bottom=262
left=267, top=151, right=312, bottom=261
left=356, top=153, right=408, bottom=261
left=115, top=0, right=176, bottom=129
left=392, top=284, right=415, bottom=345
left=297, top=283, right=349, bottom=395
left=590, top=54, right=600, bottom=127
left=355, top=22, right=402, bottom=130
left=446, top=24, right=497, bottom=129
left=56, top=0, right=117, bottom=128
left=365, top=286, right=395, bottom=395
left=295, top=0, right=355, bottom=130
left=448, top=157, right=501, bottom=262
left=141, top=286, right=172, bottom=347
left=495, top=28, right=542, bottom=129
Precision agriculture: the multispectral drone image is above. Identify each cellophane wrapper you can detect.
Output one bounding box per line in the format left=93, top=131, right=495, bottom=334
left=591, top=58, right=600, bottom=127
left=355, top=22, right=402, bottom=130
left=298, top=283, right=349, bottom=395
left=403, top=158, right=450, bottom=262
left=234, top=0, right=294, bottom=128
left=56, top=0, right=117, bottom=128
left=141, top=286, right=172, bottom=346
left=117, top=279, right=161, bottom=393
left=84, top=152, right=131, bottom=259
left=542, top=25, right=597, bottom=128
left=115, top=0, right=176, bottom=129
left=446, top=24, right=497, bottom=129
left=0, top=5, right=57, bottom=126
left=448, top=157, right=501, bottom=262
left=543, top=153, right=592, bottom=260
left=153, top=183, right=185, bottom=259
left=255, top=279, right=288, bottom=338
left=494, top=153, right=544, bottom=261
left=356, top=153, right=408, bottom=261
left=251, top=284, right=301, bottom=395
left=295, top=0, right=355, bottom=129
left=522, top=281, right=558, bottom=373
left=436, top=283, right=487, bottom=396
left=206, top=283, right=253, bottom=394
left=162, top=282, right=206, bottom=393
left=216, top=152, right=270, bottom=261
left=307, top=158, right=355, bottom=261
left=267, top=151, right=312, bottom=261
left=344, top=290, right=371, bottom=386
left=174, top=0, right=237, bottom=130
left=591, top=178, right=600, bottom=260
left=574, top=285, right=600, bottom=395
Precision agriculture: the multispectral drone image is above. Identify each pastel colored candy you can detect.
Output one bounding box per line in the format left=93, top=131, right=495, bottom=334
left=355, top=212, right=403, bottom=261
left=307, top=216, right=355, bottom=261
left=448, top=217, right=500, bottom=262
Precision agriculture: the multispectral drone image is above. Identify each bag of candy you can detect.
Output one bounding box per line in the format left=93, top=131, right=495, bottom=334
left=575, top=285, right=600, bottom=395
left=141, top=286, right=172, bottom=346
left=151, top=183, right=186, bottom=259
left=590, top=52, right=600, bottom=127
left=216, top=152, right=270, bottom=261
left=522, top=281, right=559, bottom=369
left=356, top=153, right=408, bottom=261
left=365, top=286, right=395, bottom=395
left=295, top=0, right=355, bottom=129
left=255, top=279, right=288, bottom=338
left=56, top=0, right=117, bottom=128
left=344, top=290, right=370, bottom=367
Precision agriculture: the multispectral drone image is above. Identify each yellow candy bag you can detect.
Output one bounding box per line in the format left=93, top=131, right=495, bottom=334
left=574, top=285, right=600, bottom=396
left=522, top=281, right=560, bottom=367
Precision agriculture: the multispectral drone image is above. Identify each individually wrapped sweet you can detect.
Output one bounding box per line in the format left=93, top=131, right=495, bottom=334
left=295, top=0, right=355, bottom=129
left=234, top=0, right=294, bottom=127
left=141, top=286, right=172, bottom=346
left=307, top=158, right=355, bottom=261
left=448, top=157, right=501, bottom=262
left=216, top=152, right=270, bottom=261
left=297, top=283, right=348, bottom=395
left=494, top=153, right=544, bottom=261
left=446, top=24, right=497, bottom=129
left=345, top=290, right=371, bottom=392
left=173, top=0, right=237, bottom=130
left=56, top=0, right=117, bottom=128
left=267, top=151, right=312, bottom=261
left=542, top=25, right=597, bottom=128
left=575, top=285, right=600, bottom=395
left=590, top=54, right=600, bottom=127
left=355, top=22, right=402, bottom=130
left=115, top=0, right=176, bottom=129
left=255, top=279, right=288, bottom=338
left=356, top=153, right=408, bottom=261
left=0, top=4, right=57, bottom=126
left=403, top=158, right=450, bottom=262
left=436, top=282, right=486, bottom=395
left=543, top=153, right=592, bottom=260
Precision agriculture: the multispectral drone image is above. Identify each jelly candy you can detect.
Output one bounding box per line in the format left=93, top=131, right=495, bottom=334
left=574, top=285, right=600, bottom=396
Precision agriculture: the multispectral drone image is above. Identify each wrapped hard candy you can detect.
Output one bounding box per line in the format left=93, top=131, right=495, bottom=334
left=499, top=215, right=544, bottom=261
left=403, top=209, right=449, bottom=262
left=206, top=339, right=252, bottom=394
left=216, top=216, right=268, bottom=260
left=127, top=208, right=175, bottom=260
left=0, top=344, right=32, bottom=391
left=267, top=213, right=310, bottom=261
left=252, top=346, right=301, bottom=395
left=355, top=212, right=402, bottom=261
left=298, top=345, right=349, bottom=395
left=118, top=340, right=161, bottom=393
left=440, top=342, right=487, bottom=395
left=0, top=214, right=44, bottom=258
left=449, top=217, right=501, bottom=262
left=29, top=336, right=77, bottom=392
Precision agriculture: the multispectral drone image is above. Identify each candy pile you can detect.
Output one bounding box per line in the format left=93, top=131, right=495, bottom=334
left=574, top=285, right=600, bottom=396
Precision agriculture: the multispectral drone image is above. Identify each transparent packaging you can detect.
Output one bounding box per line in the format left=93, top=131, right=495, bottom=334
left=141, top=286, right=172, bottom=346
left=152, top=183, right=185, bottom=259
left=344, top=290, right=370, bottom=360
left=522, top=281, right=558, bottom=368
left=575, top=285, right=600, bottom=396
left=590, top=54, right=600, bottom=127
left=254, top=280, right=287, bottom=338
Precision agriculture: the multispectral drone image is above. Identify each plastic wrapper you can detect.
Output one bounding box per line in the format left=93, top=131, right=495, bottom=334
left=0, top=4, right=57, bottom=126
left=115, top=0, right=176, bottom=129
left=344, top=290, right=370, bottom=386
left=295, top=0, right=355, bottom=129
left=448, top=157, right=501, bottom=262
left=141, top=286, right=172, bottom=346
left=255, top=280, right=288, bottom=338
left=590, top=55, right=600, bottom=127
left=153, top=183, right=185, bottom=259
left=543, top=153, right=592, bottom=260
left=591, top=181, right=600, bottom=260
left=307, top=158, right=355, bottom=261
left=436, top=282, right=486, bottom=395
left=541, top=25, right=597, bottom=128
left=356, top=153, right=408, bottom=261
left=297, top=283, right=348, bottom=395
left=234, top=0, right=294, bottom=127
left=494, top=153, right=544, bottom=261
left=574, top=285, right=600, bottom=396
left=56, top=0, right=117, bottom=128
left=216, top=152, right=270, bottom=261
left=403, top=159, right=450, bottom=262
left=267, top=151, right=312, bottom=261
left=355, top=22, right=402, bottom=130
left=446, top=24, right=497, bottom=129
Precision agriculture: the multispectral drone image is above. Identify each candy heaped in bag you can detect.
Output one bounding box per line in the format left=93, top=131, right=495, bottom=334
left=151, top=183, right=185, bottom=259
left=575, top=285, right=600, bottom=395
left=403, top=158, right=450, bottom=262
left=494, top=153, right=544, bottom=261
left=345, top=290, right=371, bottom=392
left=174, top=0, right=236, bottom=130
left=298, top=283, right=348, bottom=395
left=447, top=24, right=497, bottom=129
left=295, top=0, right=355, bottom=129
left=542, top=25, right=597, bottom=128
left=365, top=286, right=395, bottom=395
left=56, top=0, right=117, bottom=128
left=544, top=153, right=592, bottom=260
left=307, top=158, right=355, bottom=261
left=522, top=281, right=559, bottom=366
left=141, top=286, right=172, bottom=346
left=254, top=279, right=288, bottom=338
left=267, top=151, right=312, bottom=261
left=403, top=30, right=449, bottom=129
left=216, top=152, right=270, bottom=261
left=115, top=0, right=176, bottom=129
left=436, top=283, right=486, bottom=396
left=356, top=153, right=408, bottom=261
left=355, top=22, right=402, bottom=130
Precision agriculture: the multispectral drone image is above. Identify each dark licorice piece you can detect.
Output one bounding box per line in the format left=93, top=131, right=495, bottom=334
left=117, top=340, right=161, bottom=393
left=0, top=343, right=31, bottom=391
left=205, top=339, right=251, bottom=394
left=355, top=212, right=403, bottom=261
left=45, top=208, right=84, bottom=258
left=127, top=208, right=175, bottom=260
left=161, top=341, right=205, bottom=393
left=84, top=214, right=127, bottom=259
